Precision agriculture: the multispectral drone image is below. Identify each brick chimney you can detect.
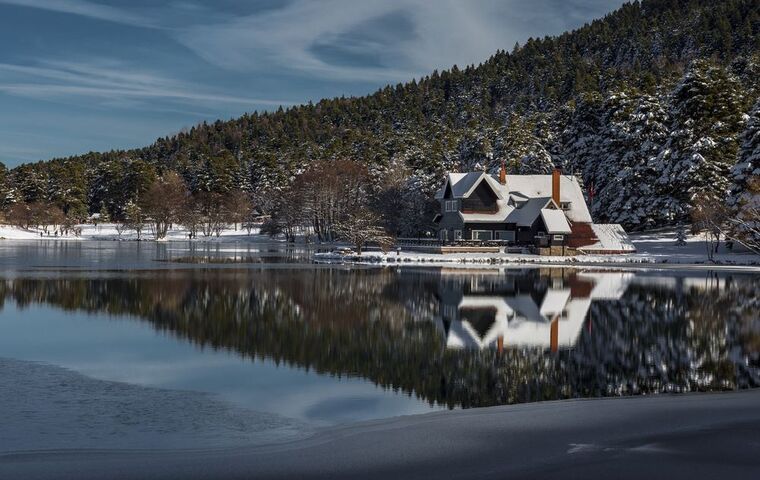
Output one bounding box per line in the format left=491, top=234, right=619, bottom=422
left=552, top=168, right=561, bottom=205
left=499, top=160, right=506, bottom=185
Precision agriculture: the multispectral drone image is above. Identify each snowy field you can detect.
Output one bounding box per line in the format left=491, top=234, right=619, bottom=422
left=0, top=223, right=266, bottom=243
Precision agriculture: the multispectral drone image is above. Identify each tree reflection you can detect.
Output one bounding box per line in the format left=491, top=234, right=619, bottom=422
left=1, top=268, right=757, bottom=408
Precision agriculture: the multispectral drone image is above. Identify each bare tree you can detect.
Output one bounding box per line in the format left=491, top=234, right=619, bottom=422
left=261, top=187, right=306, bottom=242
left=224, top=190, right=252, bottom=231
left=333, top=208, right=394, bottom=255
left=691, top=193, right=729, bottom=261
left=299, top=159, right=368, bottom=242
left=7, top=202, right=33, bottom=229
left=196, top=191, right=227, bottom=238
left=726, top=177, right=760, bottom=254
left=178, top=197, right=203, bottom=239
left=141, top=172, right=189, bottom=240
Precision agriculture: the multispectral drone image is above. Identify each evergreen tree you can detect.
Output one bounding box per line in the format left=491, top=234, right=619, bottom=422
left=728, top=100, right=760, bottom=248
left=675, top=225, right=688, bottom=246
left=654, top=60, right=747, bottom=222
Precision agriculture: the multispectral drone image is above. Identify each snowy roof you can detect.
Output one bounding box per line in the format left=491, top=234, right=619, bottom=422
left=579, top=224, right=636, bottom=252
left=436, top=172, right=592, bottom=223
left=539, top=289, right=571, bottom=317
left=459, top=198, right=512, bottom=223
left=577, top=272, right=633, bottom=300
left=442, top=272, right=632, bottom=351
left=507, top=197, right=552, bottom=226
left=540, top=209, right=572, bottom=234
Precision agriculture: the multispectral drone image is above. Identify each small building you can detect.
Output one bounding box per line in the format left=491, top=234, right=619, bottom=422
left=434, top=164, right=628, bottom=254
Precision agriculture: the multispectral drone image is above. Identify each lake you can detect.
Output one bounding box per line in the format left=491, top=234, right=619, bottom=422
left=0, top=240, right=758, bottom=453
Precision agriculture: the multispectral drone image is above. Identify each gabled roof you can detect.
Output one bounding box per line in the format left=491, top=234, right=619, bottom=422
left=507, top=197, right=552, bottom=227
left=503, top=175, right=592, bottom=223
left=435, top=172, right=504, bottom=200
left=540, top=208, right=573, bottom=234
left=436, top=172, right=593, bottom=224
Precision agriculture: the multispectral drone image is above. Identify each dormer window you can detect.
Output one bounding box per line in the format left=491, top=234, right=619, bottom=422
left=560, top=201, right=571, bottom=210
left=445, top=200, right=459, bottom=212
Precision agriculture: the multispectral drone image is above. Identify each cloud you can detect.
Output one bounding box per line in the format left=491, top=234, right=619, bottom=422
left=0, top=59, right=296, bottom=108
left=0, top=0, right=625, bottom=84
left=172, top=0, right=624, bottom=83
left=0, top=0, right=156, bottom=27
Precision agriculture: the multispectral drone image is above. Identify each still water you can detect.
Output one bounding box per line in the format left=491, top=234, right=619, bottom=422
left=0, top=240, right=758, bottom=452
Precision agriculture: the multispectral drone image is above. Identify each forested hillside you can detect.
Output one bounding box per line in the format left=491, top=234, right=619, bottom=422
left=0, top=0, right=758, bottom=235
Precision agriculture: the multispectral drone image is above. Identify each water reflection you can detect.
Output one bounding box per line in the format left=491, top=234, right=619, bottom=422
left=437, top=270, right=632, bottom=351
left=0, top=267, right=757, bottom=408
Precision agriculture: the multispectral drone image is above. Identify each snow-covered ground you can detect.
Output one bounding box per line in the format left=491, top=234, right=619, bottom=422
left=0, top=223, right=267, bottom=243
left=316, top=228, right=760, bottom=269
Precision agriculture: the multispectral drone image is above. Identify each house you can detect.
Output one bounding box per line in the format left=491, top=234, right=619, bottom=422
left=434, top=164, right=615, bottom=253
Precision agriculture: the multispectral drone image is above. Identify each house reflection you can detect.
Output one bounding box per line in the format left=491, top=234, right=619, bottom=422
left=435, top=269, right=632, bottom=352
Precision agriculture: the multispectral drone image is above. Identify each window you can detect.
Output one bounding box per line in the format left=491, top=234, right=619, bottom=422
left=560, top=202, right=571, bottom=211
left=440, top=230, right=448, bottom=241
left=444, top=200, right=458, bottom=212
left=495, top=231, right=515, bottom=242
left=454, top=230, right=462, bottom=240
left=536, top=231, right=546, bottom=238
left=553, top=234, right=564, bottom=241
left=471, top=230, right=493, bottom=241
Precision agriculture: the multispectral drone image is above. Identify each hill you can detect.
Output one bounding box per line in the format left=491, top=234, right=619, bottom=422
left=1, top=0, right=758, bottom=233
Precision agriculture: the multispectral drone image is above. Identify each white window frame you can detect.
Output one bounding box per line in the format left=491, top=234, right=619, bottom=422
left=440, top=229, right=448, bottom=241
left=535, top=231, right=546, bottom=238
left=471, top=230, right=493, bottom=241
left=552, top=234, right=564, bottom=241
left=444, top=200, right=458, bottom=212
left=454, top=230, right=462, bottom=240
left=494, top=230, right=515, bottom=242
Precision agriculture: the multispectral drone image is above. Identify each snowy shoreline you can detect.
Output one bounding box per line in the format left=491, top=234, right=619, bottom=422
left=313, top=251, right=760, bottom=271
left=1, top=224, right=758, bottom=271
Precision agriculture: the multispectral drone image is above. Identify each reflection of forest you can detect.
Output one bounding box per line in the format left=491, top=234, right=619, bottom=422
left=1, top=268, right=758, bottom=408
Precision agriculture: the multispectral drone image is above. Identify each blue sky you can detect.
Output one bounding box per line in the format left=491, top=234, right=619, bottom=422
left=0, top=0, right=624, bottom=167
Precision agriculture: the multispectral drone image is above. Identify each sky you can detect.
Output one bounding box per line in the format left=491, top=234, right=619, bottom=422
left=0, top=0, right=625, bottom=167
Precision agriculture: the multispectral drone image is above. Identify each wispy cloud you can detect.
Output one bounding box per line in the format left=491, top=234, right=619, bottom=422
left=0, top=0, right=155, bottom=27
left=0, top=59, right=296, bottom=108
left=172, top=0, right=619, bottom=83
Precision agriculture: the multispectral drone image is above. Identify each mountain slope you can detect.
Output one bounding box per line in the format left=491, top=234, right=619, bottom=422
left=2, top=0, right=759, bottom=231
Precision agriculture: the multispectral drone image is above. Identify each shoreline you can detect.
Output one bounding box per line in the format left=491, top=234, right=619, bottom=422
left=3, top=389, right=759, bottom=479
left=313, top=251, right=760, bottom=272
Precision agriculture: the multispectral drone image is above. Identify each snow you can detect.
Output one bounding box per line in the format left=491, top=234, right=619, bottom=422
left=581, top=224, right=636, bottom=252
left=0, top=223, right=266, bottom=243
left=315, top=228, right=760, bottom=268
left=1, top=224, right=757, bottom=268
left=540, top=208, right=572, bottom=234
left=435, top=171, right=592, bottom=223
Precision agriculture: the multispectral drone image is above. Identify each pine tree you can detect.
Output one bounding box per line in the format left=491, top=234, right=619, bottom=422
left=594, top=91, right=670, bottom=228
left=655, top=60, right=746, bottom=222
left=728, top=100, right=760, bottom=249
left=497, top=113, right=554, bottom=174
left=675, top=225, right=687, bottom=246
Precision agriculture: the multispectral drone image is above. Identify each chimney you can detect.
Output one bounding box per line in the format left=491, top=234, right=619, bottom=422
left=552, top=168, right=561, bottom=205
left=499, top=160, right=506, bottom=185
